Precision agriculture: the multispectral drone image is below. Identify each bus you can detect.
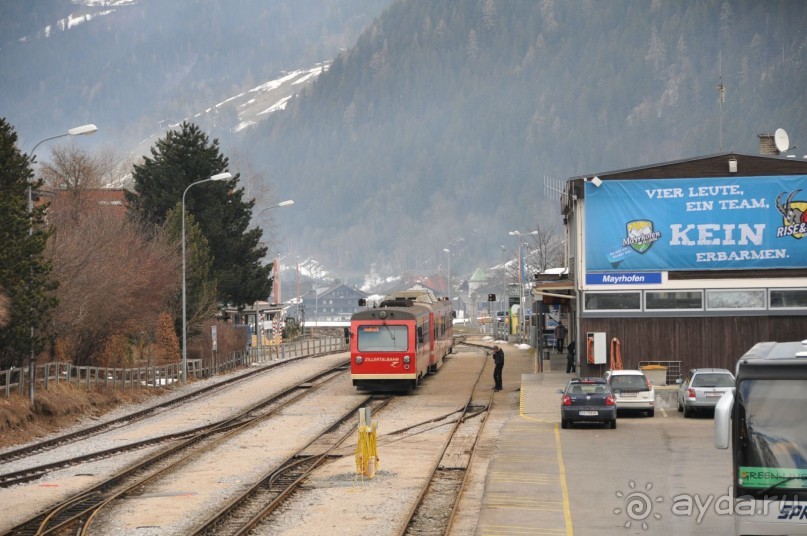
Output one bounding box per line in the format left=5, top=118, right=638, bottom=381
left=714, top=340, right=807, bottom=535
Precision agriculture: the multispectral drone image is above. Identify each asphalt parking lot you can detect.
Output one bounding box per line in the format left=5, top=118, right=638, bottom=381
left=475, top=351, right=735, bottom=536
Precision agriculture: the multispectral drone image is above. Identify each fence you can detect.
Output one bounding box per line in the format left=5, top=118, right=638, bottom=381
left=0, top=336, right=347, bottom=399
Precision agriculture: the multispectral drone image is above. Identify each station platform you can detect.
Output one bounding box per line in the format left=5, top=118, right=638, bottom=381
left=469, top=341, right=678, bottom=536
left=472, top=343, right=575, bottom=536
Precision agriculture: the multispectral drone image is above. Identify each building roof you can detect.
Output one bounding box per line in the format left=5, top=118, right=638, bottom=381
left=39, top=188, right=128, bottom=219
left=562, top=152, right=807, bottom=215
left=310, top=283, right=368, bottom=300
left=579, top=152, right=807, bottom=181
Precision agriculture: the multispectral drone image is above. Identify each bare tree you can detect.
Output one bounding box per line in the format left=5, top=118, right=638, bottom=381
left=40, top=143, right=106, bottom=191
left=227, top=149, right=273, bottom=211
left=526, top=222, right=565, bottom=274
left=39, top=144, right=133, bottom=224
left=46, top=191, right=179, bottom=366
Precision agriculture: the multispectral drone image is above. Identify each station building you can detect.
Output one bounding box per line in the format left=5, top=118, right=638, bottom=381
left=545, top=152, right=807, bottom=381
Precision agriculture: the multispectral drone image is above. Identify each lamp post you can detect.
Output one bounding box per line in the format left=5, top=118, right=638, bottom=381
left=182, top=172, right=231, bottom=384
left=256, top=199, right=294, bottom=218
left=442, top=248, right=451, bottom=305
left=27, top=123, right=97, bottom=404
left=508, top=230, right=538, bottom=341
left=254, top=200, right=293, bottom=351
left=255, top=199, right=294, bottom=304
left=314, top=264, right=320, bottom=326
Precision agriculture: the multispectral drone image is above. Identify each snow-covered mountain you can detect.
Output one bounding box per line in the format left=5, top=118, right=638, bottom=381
left=1, top=0, right=391, bottom=152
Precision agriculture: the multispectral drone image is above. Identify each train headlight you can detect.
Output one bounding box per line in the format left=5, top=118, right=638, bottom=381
left=355, top=356, right=363, bottom=364
left=403, top=355, right=411, bottom=364
left=404, top=364, right=410, bottom=370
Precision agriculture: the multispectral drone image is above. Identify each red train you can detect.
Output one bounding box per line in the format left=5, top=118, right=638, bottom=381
left=350, top=290, right=454, bottom=391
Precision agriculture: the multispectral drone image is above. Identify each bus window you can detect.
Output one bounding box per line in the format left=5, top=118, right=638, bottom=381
left=737, top=378, right=807, bottom=490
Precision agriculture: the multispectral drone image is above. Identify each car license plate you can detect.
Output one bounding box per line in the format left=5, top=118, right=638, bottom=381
left=706, top=392, right=723, bottom=398
left=619, top=392, right=638, bottom=398
left=579, top=411, right=598, bottom=416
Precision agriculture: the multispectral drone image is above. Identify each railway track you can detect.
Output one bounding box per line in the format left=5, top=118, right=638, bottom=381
left=187, top=395, right=393, bottom=536
left=0, top=361, right=351, bottom=536
left=399, top=350, right=493, bottom=536
left=239, top=344, right=493, bottom=536
left=0, top=357, right=351, bottom=489
left=0, top=350, right=345, bottom=467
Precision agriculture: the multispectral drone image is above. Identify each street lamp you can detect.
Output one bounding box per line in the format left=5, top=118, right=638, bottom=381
left=256, top=199, right=294, bottom=218
left=509, top=230, right=538, bottom=341
left=443, top=248, right=451, bottom=305
left=254, top=200, right=293, bottom=350
left=182, top=172, right=231, bottom=384
left=27, top=123, right=98, bottom=404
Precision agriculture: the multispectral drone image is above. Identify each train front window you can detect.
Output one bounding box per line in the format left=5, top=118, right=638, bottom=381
left=737, top=379, right=807, bottom=492
left=357, top=325, right=408, bottom=352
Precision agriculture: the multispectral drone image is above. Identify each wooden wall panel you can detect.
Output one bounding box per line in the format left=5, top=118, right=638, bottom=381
left=577, top=316, right=807, bottom=379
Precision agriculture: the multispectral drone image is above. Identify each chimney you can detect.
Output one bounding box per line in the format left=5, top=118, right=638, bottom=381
left=758, top=133, right=778, bottom=155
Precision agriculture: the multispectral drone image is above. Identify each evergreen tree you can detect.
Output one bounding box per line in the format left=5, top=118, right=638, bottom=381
left=127, top=122, right=272, bottom=307
left=163, top=203, right=219, bottom=339
left=0, top=118, right=59, bottom=369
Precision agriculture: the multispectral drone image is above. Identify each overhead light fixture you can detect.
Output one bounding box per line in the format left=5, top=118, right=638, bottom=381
left=728, top=157, right=738, bottom=173
left=591, top=176, right=603, bottom=188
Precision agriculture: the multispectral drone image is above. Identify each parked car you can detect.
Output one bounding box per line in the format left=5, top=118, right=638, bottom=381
left=603, top=369, right=655, bottom=417
left=676, top=368, right=735, bottom=418
left=558, top=377, right=617, bottom=429
left=495, top=311, right=509, bottom=324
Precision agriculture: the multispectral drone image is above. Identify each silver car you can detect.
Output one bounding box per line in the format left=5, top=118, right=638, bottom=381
left=676, top=368, right=735, bottom=418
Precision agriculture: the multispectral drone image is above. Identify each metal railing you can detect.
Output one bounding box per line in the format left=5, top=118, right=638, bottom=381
left=0, top=336, right=347, bottom=399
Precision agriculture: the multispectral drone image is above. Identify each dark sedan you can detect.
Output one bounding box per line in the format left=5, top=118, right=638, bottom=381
left=559, top=377, right=618, bottom=429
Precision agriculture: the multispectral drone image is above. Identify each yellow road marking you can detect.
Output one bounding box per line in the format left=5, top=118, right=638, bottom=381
left=480, top=525, right=567, bottom=535
left=496, top=454, right=558, bottom=463
left=554, top=423, right=574, bottom=535
left=495, top=380, right=573, bottom=536
left=491, top=471, right=558, bottom=484
left=518, top=414, right=557, bottom=425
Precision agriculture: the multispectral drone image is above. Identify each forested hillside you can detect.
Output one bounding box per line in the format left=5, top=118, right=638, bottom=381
left=250, top=0, right=807, bottom=279
left=3, top=0, right=805, bottom=282
left=1, top=0, right=391, bottom=149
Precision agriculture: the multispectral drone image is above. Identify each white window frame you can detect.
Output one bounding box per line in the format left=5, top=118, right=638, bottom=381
left=644, top=289, right=704, bottom=311
left=769, top=288, right=807, bottom=310
left=582, top=291, right=642, bottom=312
left=705, top=289, right=766, bottom=311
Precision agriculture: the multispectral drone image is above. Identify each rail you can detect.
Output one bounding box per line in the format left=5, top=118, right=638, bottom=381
left=0, top=337, right=347, bottom=399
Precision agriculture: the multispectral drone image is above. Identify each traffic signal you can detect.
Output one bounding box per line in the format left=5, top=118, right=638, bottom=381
left=488, top=293, right=496, bottom=301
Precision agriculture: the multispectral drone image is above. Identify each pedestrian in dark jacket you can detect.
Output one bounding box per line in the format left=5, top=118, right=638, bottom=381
left=555, top=321, right=567, bottom=352
left=566, top=341, right=577, bottom=374
left=492, top=345, right=504, bottom=391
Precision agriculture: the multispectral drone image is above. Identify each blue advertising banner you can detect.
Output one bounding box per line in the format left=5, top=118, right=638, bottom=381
left=585, top=176, right=807, bottom=271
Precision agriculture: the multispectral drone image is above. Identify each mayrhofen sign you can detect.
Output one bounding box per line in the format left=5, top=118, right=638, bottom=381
left=584, top=176, right=807, bottom=272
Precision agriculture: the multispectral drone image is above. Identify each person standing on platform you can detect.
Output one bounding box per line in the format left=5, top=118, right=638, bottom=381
left=566, top=340, right=577, bottom=374
left=492, top=345, right=504, bottom=391
left=555, top=321, right=567, bottom=352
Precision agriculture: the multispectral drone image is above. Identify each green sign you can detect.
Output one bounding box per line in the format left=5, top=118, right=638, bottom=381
left=739, top=466, right=807, bottom=488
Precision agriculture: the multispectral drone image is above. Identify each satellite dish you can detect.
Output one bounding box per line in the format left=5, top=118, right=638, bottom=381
left=774, top=128, right=790, bottom=153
